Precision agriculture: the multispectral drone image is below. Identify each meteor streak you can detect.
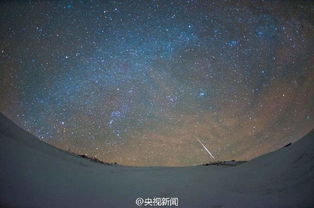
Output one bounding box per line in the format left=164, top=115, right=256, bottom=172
left=196, top=137, right=215, bottom=160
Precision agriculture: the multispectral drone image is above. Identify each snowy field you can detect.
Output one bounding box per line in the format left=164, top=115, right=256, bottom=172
left=0, top=113, right=313, bottom=208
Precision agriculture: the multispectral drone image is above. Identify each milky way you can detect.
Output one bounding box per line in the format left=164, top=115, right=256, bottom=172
left=1, top=0, right=313, bottom=166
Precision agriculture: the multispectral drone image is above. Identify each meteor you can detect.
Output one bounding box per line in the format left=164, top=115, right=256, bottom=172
left=196, top=137, right=215, bottom=160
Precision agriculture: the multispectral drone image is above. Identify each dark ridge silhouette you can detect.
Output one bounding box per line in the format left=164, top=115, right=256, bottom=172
left=281, top=142, right=292, bottom=148
left=202, top=160, right=247, bottom=166
left=77, top=154, right=118, bottom=166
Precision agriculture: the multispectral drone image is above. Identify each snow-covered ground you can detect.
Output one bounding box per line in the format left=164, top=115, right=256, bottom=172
left=0, top=113, right=313, bottom=208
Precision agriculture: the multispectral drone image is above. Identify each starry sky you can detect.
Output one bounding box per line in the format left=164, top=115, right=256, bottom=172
left=1, top=0, right=313, bottom=166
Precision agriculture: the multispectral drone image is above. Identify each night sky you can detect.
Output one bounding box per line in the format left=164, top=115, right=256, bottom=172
left=1, top=0, right=313, bottom=166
